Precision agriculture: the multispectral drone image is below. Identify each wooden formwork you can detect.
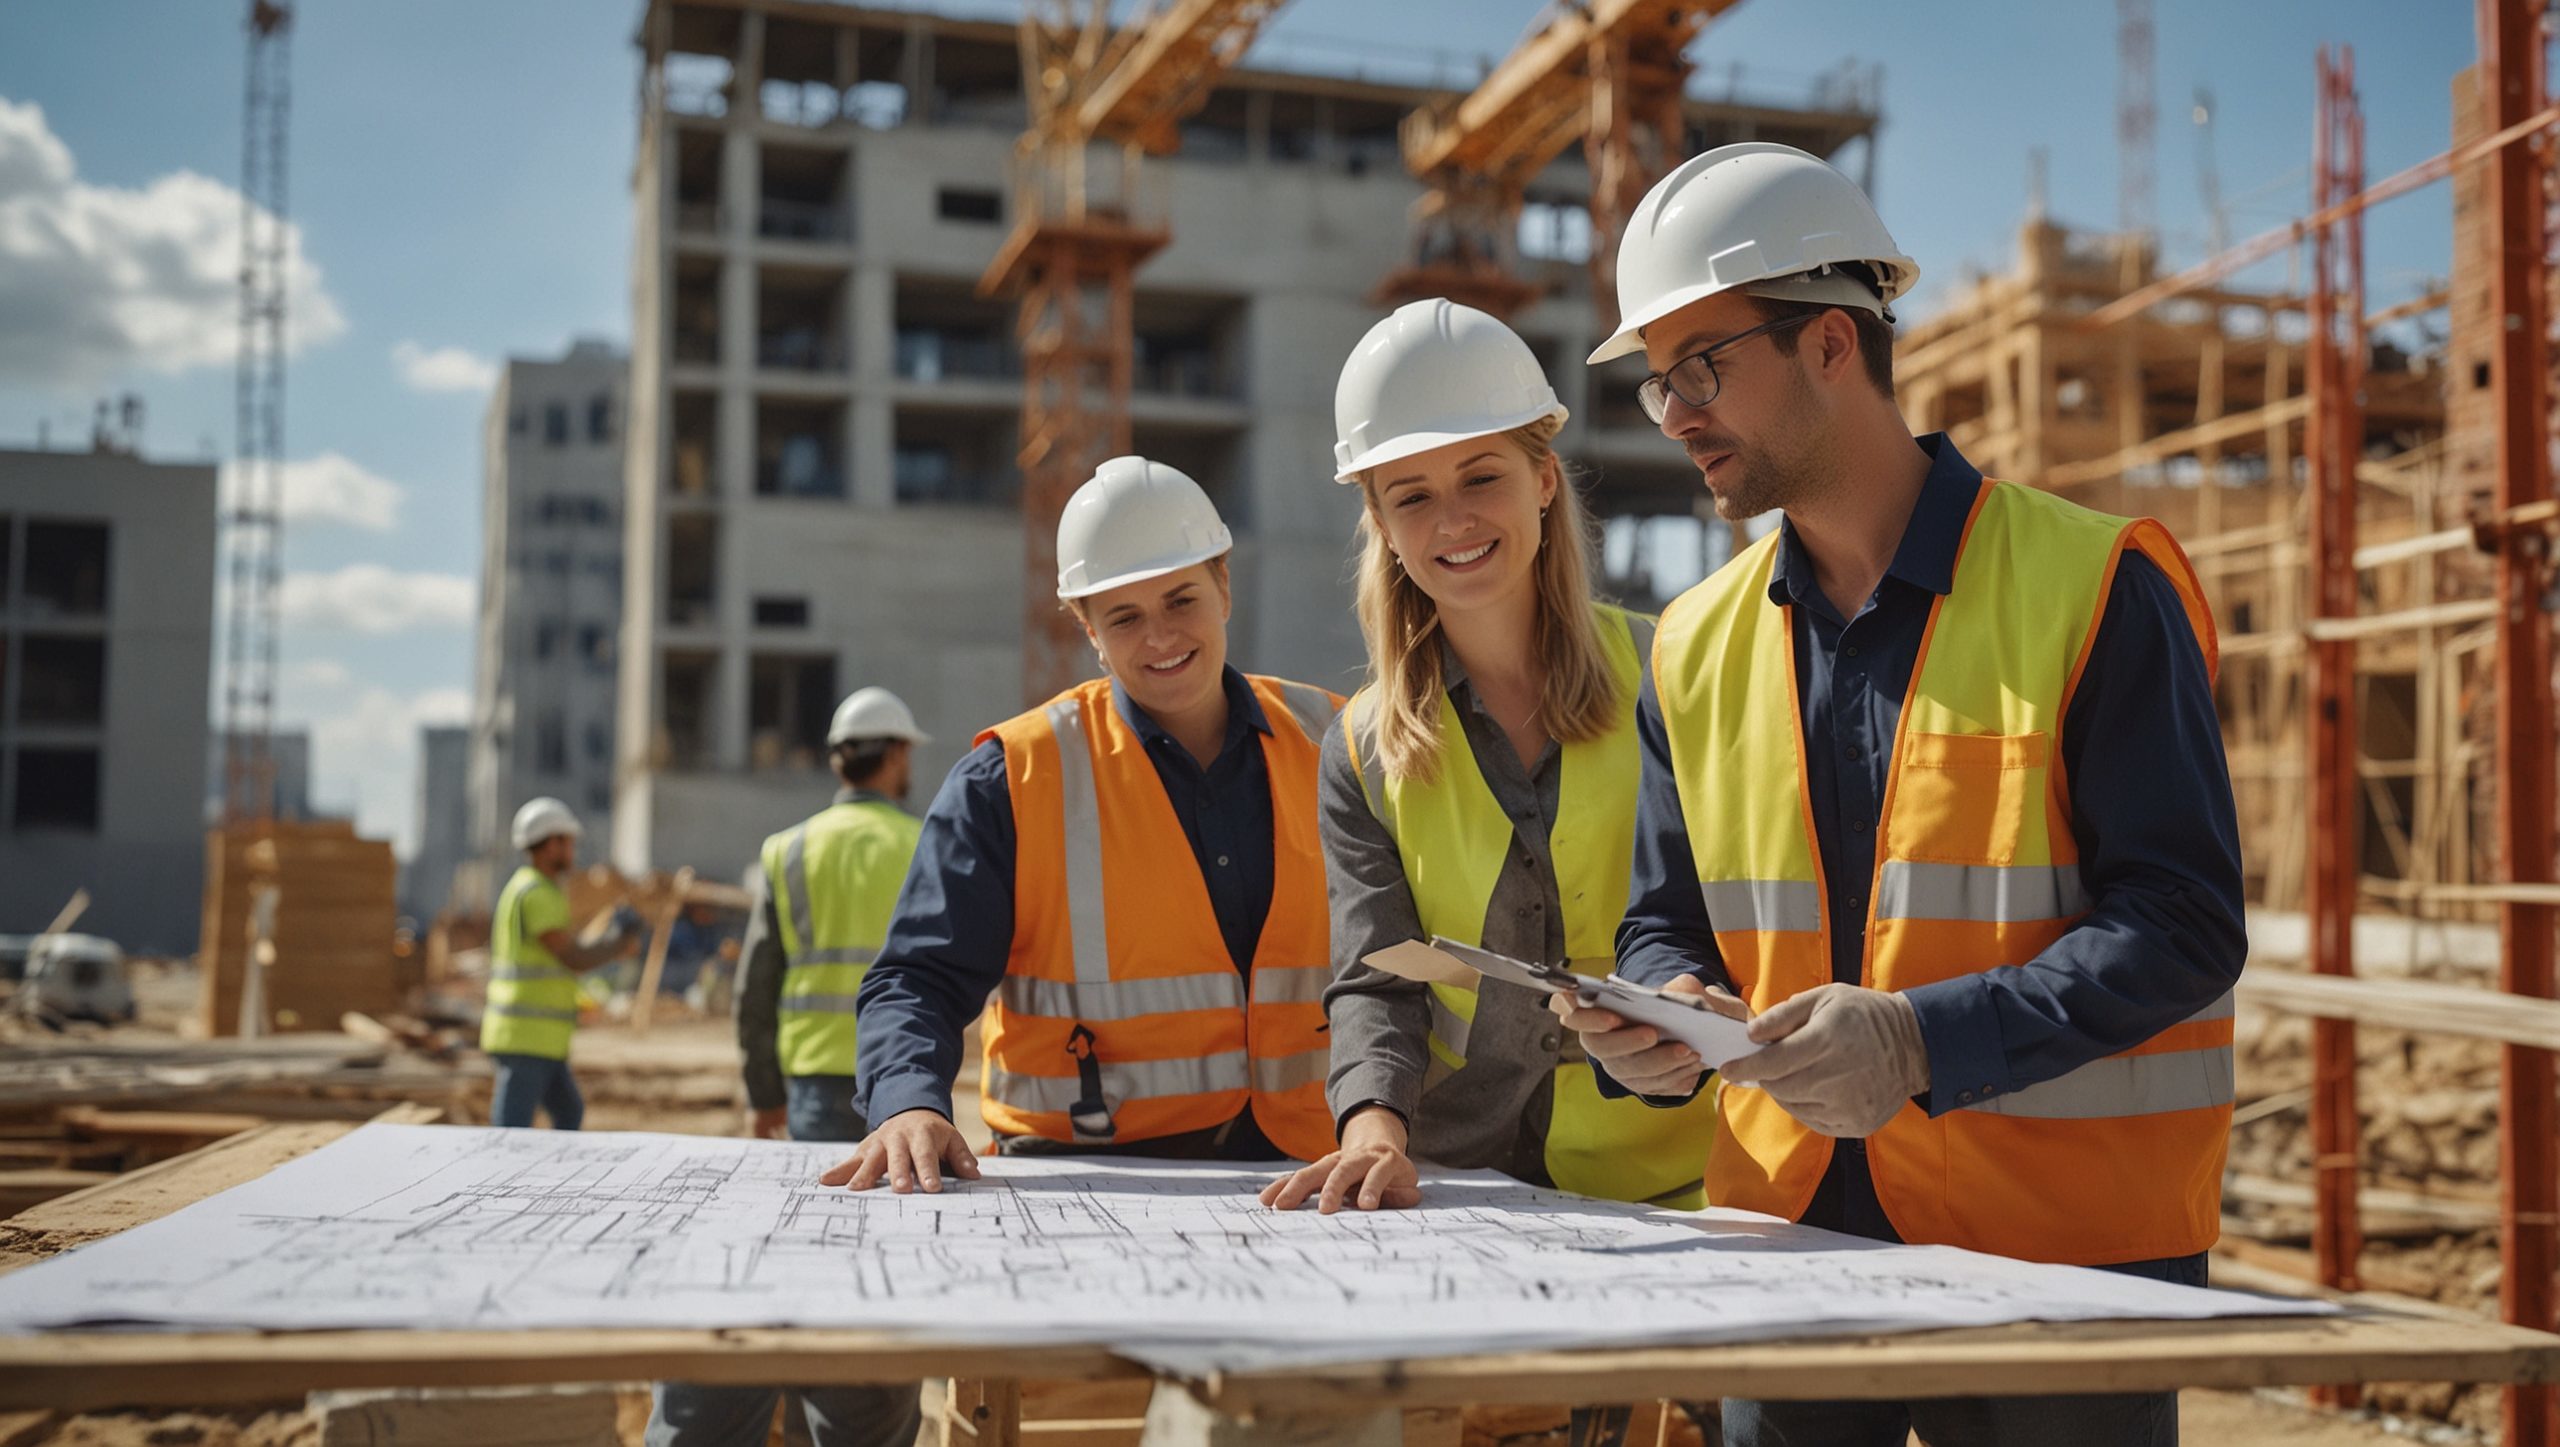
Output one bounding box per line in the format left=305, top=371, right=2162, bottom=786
left=196, top=819, right=402, bottom=1036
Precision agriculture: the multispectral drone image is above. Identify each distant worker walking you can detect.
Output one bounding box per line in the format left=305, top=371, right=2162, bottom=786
left=481, top=797, right=636, bottom=1130
left=648, top=687, right=932, bottom=1447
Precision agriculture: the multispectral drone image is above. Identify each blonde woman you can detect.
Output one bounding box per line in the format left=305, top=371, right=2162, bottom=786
left=1262, top=299, right=1719, bottom=1215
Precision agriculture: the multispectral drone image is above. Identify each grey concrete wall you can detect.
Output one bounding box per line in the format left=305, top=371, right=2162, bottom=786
left=0, top=448, right=215, bottom=954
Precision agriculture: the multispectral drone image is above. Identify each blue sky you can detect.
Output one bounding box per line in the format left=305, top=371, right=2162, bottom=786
left=0, top=1, right=2473, bottom=852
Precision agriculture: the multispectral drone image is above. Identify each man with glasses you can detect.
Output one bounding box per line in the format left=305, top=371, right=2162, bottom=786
left=1551, top=142, right=2245, bottom=1446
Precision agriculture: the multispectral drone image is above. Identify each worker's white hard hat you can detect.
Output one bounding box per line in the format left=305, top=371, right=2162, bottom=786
left=1585, top=142, right=1920, bottom=366
left=1055, top=456, right=1233, bottom=600
left=827, top=686, right=930, bottom=746
left=511, top=796, right=583, bottom=851
left=1332, top=298, right=1568, bottom=483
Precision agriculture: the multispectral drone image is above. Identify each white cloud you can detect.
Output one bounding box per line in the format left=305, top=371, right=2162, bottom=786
left=221, top=451, right=405, bottom=531
left=0, top=96, right=344, bottom=390
left=391, top=340, right=498, bottom=394
left=279, top=564, right=473, bottom=634
left=284, top=657, right=354, bottom=690
left=295, top=685, right=471, bottom=856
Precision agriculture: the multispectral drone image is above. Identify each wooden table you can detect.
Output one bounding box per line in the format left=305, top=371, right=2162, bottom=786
left=1, top=1114, right=2554, bottom=1442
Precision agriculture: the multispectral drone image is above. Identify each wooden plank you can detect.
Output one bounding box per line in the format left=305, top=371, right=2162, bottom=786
left=2240, top=969, right=2560, bottom=1050
left=0, top=1170, right=112, bottom=1216
left=60, top=1107, right=267, bottom=1146
left=0, top=1410, right=60, bottom=1447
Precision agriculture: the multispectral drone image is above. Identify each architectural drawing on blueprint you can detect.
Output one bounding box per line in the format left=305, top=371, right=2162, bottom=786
left=0, top=1125, right=2326, bottom=1369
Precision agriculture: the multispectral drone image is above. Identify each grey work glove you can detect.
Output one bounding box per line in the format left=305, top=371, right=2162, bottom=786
left=1714, top=983, right=1930, bottom=1138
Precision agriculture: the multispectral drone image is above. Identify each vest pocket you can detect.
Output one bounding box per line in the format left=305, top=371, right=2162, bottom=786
left=1886, top=731, right=2049, bottom=866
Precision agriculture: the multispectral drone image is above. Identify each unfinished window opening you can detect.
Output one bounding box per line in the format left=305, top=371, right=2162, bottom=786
left=666, top=514, right=718, bottom=626
left=760, top=143, right=851, bottom=242
left=894, top=279, right=1014, bottom=382
left=580, top=623, right=612, bottom=670
left=22, top=521, right=108, bottom=618
left=12, top=747, right=99, bottom=832
left=588, top=395, right=613, bottom=445
left=749, top=652, right=837, bottom=771
left=753, top=594, right=810, bottom=628
left=585, top=720, right=612, bottom=765
left=660, top=650, right=716, bottom=769
left=757, top=266, right=848, bottom=372
left=675, top=128, right=724, bottom=235
left=760, top=18, right=846, bottom=128
left=17, top=635, right=106, bottom=727
left=673, top=256, right=722, bottom=367
left=894, top=408, right=1016, bottom=507
left=670, top=389, right=718, bottom=498
left=544, top=404, right=570, bottom=446
left=536, top=710, right=568, bottom=776
left=1133, top=293, right=1244, bottom=400
left=937, top=187, right=1002, bottom=225
left=756, top=398, right=846, bottom=498
left=661, top=6, right=741, bottom=118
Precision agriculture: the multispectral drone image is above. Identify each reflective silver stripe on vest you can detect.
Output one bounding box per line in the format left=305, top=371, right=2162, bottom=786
left=985, top=1052, right=1250, bottom=1113
left=1875, top=861, right=2091, bottom=923
left=1248, top=962, right=1328, bottom=1007
left=998, top=971, right=1245, bottom=1023
left=486, top=1002, right=580, bottom=1023
left=778, top=992, right=862, bottom=1016
left=1251, top=1046, right=1329, bottom=1095
left=489, top=964, right=570, bottom=983
left=788, top=946, right=880, bottom=968
left=1699, top=879, right=1822, bottom=934
left=1271, top=680, right=1340, bottom=748
left=1967, top=1044, right=2235, bottom=1120
left=1428, top=989, right=1472, bottom=1057
left=779, top=822, right=815, bottom=962
left=1045, top=696, right=1114, bottom=988
left=2187, top=988, right=2236, bottom=1022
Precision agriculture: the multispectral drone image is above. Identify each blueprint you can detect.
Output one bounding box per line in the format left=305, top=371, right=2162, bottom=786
left=0, top=1124, right=2327, bottom=1369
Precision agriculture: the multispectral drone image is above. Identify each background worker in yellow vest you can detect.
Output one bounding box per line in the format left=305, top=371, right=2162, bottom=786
left=482, top=797, right=639, bottom=1129
left=647, top=687, right=930, bottom=1447
left=1556, top=143, right=2245, bottom=1447
left=818, top=456, right=1341, bottom=1196
left=1261, top=299, right=1719, bottom=1221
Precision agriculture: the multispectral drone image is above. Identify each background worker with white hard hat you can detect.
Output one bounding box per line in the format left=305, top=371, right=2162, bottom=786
left=648, top=687, right=932, bottom=1447
left=480, top=796, right=640, bottom=1130
left=1263, top=297, right=1717, bottom=1224
left=1558, top=142, right=2244, bottom=1447
left=819, top=455, right=1345, bottom=1199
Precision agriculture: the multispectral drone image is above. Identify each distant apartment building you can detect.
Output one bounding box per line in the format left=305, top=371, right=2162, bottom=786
left=406, top=723, right=471, bottom=921
left=616, top=0, right=1881, bottom=877
left=467, top=341, right=627, bottom=900
left=0, top=447, right=216, bottom=953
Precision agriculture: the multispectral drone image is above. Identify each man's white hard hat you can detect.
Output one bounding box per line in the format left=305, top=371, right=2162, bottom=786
left=1587, top=142, right=1919, bottom=366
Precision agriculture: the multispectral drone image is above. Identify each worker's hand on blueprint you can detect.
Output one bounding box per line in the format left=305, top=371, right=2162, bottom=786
left=1714, top=984, right=1929, bottom=1138
left=1257, top=1105, right=1422, bottom=1214
left=1548, top=973, right=1741, bottom=1096
left=816, top=1108, right=983, bottom=1193
left=747, top=1106, right=787, bottom=1140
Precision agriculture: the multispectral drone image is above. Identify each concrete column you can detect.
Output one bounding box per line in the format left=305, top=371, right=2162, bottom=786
left=851, top=261, right=897, bottom=509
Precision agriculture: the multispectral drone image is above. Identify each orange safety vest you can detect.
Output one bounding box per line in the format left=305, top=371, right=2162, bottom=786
left=1653, top=477, right=2230, bottom=1266
left=977, top=674, right=1341, bottom=1161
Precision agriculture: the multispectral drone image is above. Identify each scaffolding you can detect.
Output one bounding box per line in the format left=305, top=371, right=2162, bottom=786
left=1897, top=3, right=2558, bottom=1437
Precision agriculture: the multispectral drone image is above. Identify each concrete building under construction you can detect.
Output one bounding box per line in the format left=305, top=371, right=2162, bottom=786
left=611, top=0, right=1881, bottom=878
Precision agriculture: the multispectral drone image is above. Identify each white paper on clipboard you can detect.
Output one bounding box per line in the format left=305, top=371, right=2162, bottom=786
left=1361, top=937, right=1760, bottom=1071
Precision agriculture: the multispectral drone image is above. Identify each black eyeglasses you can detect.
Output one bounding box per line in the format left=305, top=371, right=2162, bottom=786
left=1634, top=313, right=1820, bottom=424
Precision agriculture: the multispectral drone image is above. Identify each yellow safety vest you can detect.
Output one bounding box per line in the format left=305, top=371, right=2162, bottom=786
left=761, top=798, right=924, bottom=1078
left=1345, top=602, right=1720, bottom=1208
left=1655, top=477, right=2231, bottom=1265
left=481, top=865, right=579, bottom=1060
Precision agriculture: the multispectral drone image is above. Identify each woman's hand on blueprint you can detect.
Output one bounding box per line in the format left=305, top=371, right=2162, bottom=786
left=1257, top=1104, right=1422, bottom=1214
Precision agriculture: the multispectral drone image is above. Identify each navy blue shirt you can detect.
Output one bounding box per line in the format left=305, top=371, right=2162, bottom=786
left=853, top=666, right=1281, bottom=1156
left=1609, top=435, right=2246, bottom=1261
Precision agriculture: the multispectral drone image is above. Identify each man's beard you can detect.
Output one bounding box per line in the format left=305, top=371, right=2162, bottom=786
left=1687, top=375, right=1824, bottom=522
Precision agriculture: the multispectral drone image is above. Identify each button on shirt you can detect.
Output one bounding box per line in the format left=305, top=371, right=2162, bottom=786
left=1609, top=435, right=2246, bottom=1266
left=852, top=666, right=1283, bottom=1161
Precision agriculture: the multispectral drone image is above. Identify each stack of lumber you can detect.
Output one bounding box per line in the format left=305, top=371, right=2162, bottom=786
left=197, top=820, right=401, bottom=1035
left=0, top=1033, right=489, bottom=1123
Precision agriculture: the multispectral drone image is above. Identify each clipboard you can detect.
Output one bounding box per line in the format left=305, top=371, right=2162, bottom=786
left=1361, top=936, right=1760, bottom=1070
